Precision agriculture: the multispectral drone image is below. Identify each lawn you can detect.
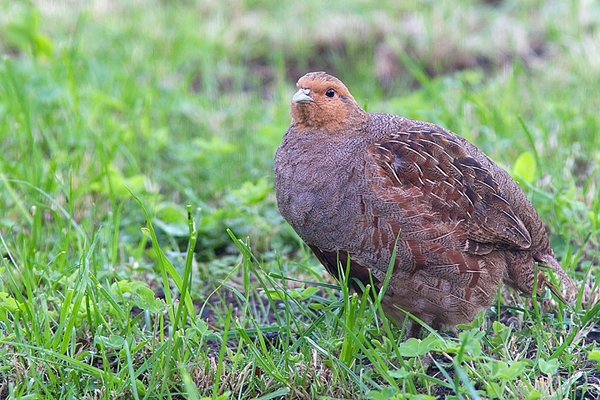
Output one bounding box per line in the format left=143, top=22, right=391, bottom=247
left=0, top=0, right=599, bottom=398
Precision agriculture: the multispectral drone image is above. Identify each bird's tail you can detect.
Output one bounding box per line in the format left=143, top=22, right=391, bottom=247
left=535, top=253, right=577, bottom=303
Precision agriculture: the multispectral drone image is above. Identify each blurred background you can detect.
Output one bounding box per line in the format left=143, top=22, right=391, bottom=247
left=2, top=0, right=598, bottom=258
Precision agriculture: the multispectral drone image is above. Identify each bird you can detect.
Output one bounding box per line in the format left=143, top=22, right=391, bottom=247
left=274, top=71, right=575, bottom=337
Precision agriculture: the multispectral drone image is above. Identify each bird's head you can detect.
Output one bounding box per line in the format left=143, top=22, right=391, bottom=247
left=289, top=72, right=367, bottom=131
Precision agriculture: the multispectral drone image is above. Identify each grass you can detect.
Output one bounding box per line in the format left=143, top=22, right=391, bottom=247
left=0, top=0, right=599, bottom=398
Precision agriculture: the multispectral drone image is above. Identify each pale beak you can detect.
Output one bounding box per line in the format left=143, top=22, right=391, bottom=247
left=292, top=88, right=313, bottom=104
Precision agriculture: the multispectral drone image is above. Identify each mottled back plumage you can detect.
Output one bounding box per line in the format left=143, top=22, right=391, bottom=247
left=274, top=71, right=574, bottom=336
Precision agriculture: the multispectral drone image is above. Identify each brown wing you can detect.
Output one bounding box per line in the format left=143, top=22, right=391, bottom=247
left=368, top=128, right=532, bottom=254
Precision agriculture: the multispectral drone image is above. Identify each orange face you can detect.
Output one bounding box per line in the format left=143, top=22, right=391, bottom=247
left=290, top=72, right=362, bottom=131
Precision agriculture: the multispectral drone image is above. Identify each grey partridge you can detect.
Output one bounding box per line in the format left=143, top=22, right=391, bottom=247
left=274, top=71, right=574, bottom=336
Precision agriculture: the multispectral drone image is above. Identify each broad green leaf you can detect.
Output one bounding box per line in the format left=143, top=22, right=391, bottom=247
left=539, top=358, right=559, bottom=375
left=0, top=292, right=21, bottom=313
left=512, top=151, right=537, bottom=184
left=589, top=349, right=600, bottom=363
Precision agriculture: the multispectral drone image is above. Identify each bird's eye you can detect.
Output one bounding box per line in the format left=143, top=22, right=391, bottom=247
left=325, top=88, right=335, bottom=98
